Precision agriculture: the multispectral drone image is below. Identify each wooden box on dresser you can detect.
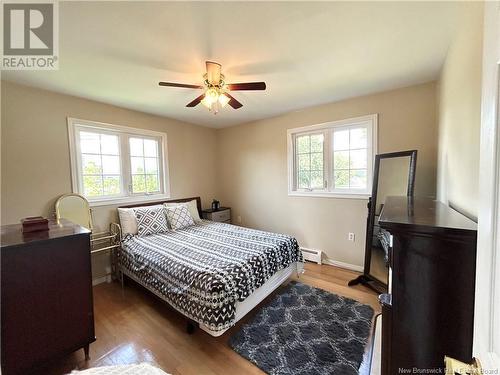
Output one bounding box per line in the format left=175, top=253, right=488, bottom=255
left=378, top=196, right=477, bottom=374
left=1, top=219, right=95, bottom=375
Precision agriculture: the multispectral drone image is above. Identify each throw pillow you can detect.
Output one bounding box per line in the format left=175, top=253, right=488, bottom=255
left=165, top=205, right=195, bottom=230
left=134, top=206, right=169, bottom=237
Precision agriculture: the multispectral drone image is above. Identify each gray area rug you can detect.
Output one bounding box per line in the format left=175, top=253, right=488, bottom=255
left=228, top=281, right=374, bottom=375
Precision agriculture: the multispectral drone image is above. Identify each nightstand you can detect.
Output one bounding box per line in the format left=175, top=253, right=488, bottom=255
left=202, top=207, right=231, bottom=223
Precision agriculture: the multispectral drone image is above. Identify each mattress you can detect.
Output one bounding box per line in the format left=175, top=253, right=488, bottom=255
left=119, top=220, right=303, bottom=332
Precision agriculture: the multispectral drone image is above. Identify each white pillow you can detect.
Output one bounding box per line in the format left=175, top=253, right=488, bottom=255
left=117, top=204, right=164, bottom=235
left=165, top=205, right=195, bottom=230
left=164, top=199, right=201, bottom=222
left=117, top=208, right=138, bottom=235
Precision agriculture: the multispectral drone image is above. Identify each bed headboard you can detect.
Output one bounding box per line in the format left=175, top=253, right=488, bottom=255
left=118, top=196, right=203, bottom=217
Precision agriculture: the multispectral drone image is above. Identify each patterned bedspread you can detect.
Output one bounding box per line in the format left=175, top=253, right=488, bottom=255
left=119, top=220, right=303, bottom=332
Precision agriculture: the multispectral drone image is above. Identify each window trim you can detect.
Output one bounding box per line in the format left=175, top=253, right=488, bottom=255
left=287, top=114, right=378, bottom=199
left=67, top=117, right=171, bottom=207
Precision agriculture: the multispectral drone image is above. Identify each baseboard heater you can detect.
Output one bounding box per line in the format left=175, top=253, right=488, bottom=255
left=300, top=247, right=322, bottom=265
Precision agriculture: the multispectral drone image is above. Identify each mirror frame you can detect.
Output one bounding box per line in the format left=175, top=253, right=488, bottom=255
left=55, top=193, right=93, bottom=230
left=349, top=150, right=417, bottom=293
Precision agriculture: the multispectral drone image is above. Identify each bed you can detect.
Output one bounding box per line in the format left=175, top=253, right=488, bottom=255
left=114, top=197, right=303, bottom=337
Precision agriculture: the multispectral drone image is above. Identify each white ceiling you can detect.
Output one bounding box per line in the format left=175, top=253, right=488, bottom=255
left=3, top=1, right=464, bottom=128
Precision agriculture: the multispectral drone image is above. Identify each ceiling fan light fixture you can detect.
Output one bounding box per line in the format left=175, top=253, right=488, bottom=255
left=218, top=93, right=230, bottom=107
left=201, top=96, right=211, bottom=109
left=205, top=88, right=219, bottom=103
left=159, top=60, right=266, bottom=113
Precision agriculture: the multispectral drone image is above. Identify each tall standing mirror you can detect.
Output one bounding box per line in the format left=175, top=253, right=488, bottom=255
left=349, top=150, right=417, bottom=293
left=55, top=193, right=93, bottom=230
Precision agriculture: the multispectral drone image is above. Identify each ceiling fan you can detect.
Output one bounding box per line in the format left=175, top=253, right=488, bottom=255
left=158, top=61, right=266, bottom=114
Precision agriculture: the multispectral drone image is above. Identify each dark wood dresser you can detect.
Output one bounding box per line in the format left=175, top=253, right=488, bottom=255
left=378, top=196, right=477, bottom=374
left=1, top=219, right=95, bottom=374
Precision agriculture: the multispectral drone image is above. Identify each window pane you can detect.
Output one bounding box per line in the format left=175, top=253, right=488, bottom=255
left=146, top=175, right=159, bottom=192
left=83, top=176, right=102, bottom=196
left=298, top=172, right=310, bottom=189
left=350, top=149, right=367, bottom=169
left=310, top=171, right=324, bottom=189
left=334, top=170, right=349, bottom=188
left=102, top=155, right=120, bottom=174
left=144, top=139, right=158, bottom=157
left=145, top=158, right=158, bottom=174
left=311, top=152, right=323, bottom=170
left=350, top=127, right=367, bottom=149
left=334, top=130, right=349, bottom=150
left=131, top=157, right=145, bottom=174
left=310, top=134, right=323, bottom=152
left=129, top=138, right=144, bottom=156
left=101, top=134, right=119, bottom=155
left=82, top=154, right=102, bottom=174
left=334, top=151, right=349, bottom=169
left=132, top=175, right=146, bottom=193
left=296, top=135, right=310, bottom=154
left=103, top=176, right=121, bottom=195
left=80, top=132, right=100, bottom=154
left=298, top=154, right=310, bottom=171
left=350, top=169, right=367, bottom=188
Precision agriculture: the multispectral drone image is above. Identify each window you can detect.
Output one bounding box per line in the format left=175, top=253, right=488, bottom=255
left=296, top=132, right=325, bottom=190
left=68, top=118, right=170, bottom=205
left=129, top=137, right=161, bottom=194
left=288, top=114, right=377, bottom=198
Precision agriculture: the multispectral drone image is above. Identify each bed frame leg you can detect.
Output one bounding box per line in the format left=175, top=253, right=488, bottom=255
left=186, top=320, right=198, bottom=334
left=120, top=270, right=124, bottom=289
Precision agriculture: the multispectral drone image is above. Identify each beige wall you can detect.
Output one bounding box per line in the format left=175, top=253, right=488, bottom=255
left=1, top=81, right=217, bottom=278
left=216, top=82, right=438, bottom=267
left=436, top=2, right=484, bottom=220
left=1, top=80, right=438, bottom=273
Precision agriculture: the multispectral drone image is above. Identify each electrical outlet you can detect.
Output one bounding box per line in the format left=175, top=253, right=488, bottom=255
left=348, top=232, right=355, bottom=241
left=237, top=216, right=242, bottom=224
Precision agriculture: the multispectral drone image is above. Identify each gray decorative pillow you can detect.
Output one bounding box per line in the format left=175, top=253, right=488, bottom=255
left=165, top=205, right=195, bottom=230
left=134, top=205, right=168, bottom=237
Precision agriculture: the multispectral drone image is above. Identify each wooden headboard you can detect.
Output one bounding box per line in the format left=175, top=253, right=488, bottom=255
left=118, top=196, right=203, bottom=217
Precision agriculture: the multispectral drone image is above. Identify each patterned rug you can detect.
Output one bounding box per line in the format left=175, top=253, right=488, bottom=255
left=228, top=281, right=374, bottom=375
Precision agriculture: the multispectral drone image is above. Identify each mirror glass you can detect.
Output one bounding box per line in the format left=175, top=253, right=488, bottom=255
left=369, top=156, right=412, bottom=284
left=55, top=194, right=92, bottom=230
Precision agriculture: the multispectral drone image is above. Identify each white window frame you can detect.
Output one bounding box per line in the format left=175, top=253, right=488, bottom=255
left=67, top=117, right=170, bottom=206
left=287, top=114, right=378, bottom=199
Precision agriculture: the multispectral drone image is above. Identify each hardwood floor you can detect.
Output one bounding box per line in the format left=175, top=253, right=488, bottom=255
left=42, top=263, right=380, bottom=375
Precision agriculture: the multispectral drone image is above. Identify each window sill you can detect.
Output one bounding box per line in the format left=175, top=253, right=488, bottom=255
left=87, top=194, right=171, bottom=207
left=288, top=191, right=370, bottom=200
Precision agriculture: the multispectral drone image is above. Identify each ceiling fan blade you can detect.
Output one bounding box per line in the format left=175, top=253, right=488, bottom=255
left=226, top=82, right=266, bottom=91
left=224, top=92, right=243, bottom=109
left=186, top=94, right=205, bottom=107
left=159, top=82, right=203, bottom=89
left=206, top=61, right=222, bottom=84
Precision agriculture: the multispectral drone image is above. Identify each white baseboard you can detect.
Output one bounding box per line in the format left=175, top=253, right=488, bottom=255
left=322, top=257, right=364, bottom=272
left=92, top=275, right=111, bottom=286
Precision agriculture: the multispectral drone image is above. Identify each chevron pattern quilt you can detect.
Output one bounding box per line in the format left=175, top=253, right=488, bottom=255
left=119, top=220, right=303, bottom=332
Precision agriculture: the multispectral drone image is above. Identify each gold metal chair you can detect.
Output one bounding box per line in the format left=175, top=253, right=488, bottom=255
left=55, top=193, right=120, bottom=277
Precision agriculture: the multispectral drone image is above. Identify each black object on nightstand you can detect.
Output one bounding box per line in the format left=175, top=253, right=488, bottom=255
left=202, top=207, right=231, bottom=223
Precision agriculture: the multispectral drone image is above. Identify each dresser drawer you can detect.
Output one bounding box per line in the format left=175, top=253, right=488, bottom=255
left=211, top=210, right=230, bottom=222
left=202, top=208, right=231, bottom=223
